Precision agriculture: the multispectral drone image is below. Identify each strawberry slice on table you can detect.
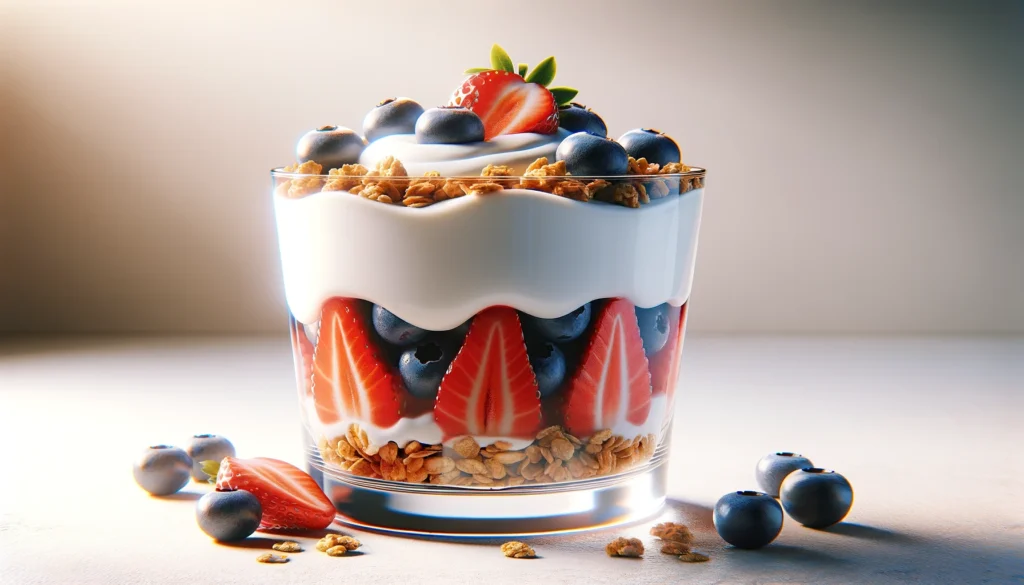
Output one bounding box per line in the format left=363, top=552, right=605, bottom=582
left=311, top=298, right=402, bottom=428
left=289, top=317, right=314, bottom=399
left=434, top=307, right=542, bottom=439
left=448, top=70, right=559, bottom=140
left=213, top=457, right=335, bottom=530
left=563, top=299, right=653, bottom=438
left=650, top=304, right=686, bottom=397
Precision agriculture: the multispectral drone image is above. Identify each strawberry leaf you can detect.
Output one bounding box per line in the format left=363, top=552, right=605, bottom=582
left=464, top=67, right=491, bottom=74
left=518, top=63, right=528, bottom=77
left=200, top=459, right=222, bottom=483
left=490, top=44, right=515, bottom=73
left=525, top=56, right=556, bottom=87
left=549, top=87, right=579, bottom=106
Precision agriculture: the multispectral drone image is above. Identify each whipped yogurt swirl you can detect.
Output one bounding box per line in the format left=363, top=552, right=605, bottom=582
left=359, top=129, right=571, bottom=176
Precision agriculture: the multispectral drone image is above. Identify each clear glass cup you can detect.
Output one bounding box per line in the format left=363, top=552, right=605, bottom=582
left=273, top=162, right=706, bottom=534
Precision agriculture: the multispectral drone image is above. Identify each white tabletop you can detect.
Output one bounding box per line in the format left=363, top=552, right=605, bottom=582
left=1, top=335, right=1021, bottom=584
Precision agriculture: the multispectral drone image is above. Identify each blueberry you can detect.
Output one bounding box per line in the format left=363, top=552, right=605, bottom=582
left=635, top=304, right=670, bottom=357
left=415, top=106, right=485, bottom=144
left=617, top=128, right=681, bottom=167
left=373, top=305, right=428, bottom=346
left=295, top=125, right=366, bottom=171
left=399, top=338, right=456, bottom=399
left=780, top=468, right=854, bottom=528
left=133, top=445, right=192, bottom=496
left=713, top=490, right=784, bottom=549
left=755, top=452, right=814, bottom=498
left=555, top=132, right=628, bottom=176
left=528, top=304, right=591, bottom=342
left=557, top=103, right=607, bottom=137
left=196, top=488, right=262, bottom=542
left=528, top=341, right=566, bottom=398
left=363, top=97, right=425, bottom=142
left=185, top=434, right=236, bottom=482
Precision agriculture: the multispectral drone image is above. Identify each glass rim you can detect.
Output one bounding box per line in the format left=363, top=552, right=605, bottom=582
left=270, top=165, right=707, bottom=181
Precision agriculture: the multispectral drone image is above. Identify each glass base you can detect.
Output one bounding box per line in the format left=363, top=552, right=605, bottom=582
left=307, top=450, right=668, bottom=535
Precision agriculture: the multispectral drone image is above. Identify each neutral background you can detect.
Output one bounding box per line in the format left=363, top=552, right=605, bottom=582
left=1, top=0, right=1021, bottom=335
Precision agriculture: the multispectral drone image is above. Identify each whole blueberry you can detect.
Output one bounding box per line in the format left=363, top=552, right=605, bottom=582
left=196, top=488, right=262, bottom=542
left=528, top=341, right=566, bottom=398
left=714, top=490, right=784, bottom=549
left=617, top=128, right=681, bottom=167
left=555, top=132, right=628, bottom=176
left=133, top=445, right=192, bottom=496
left=780, top=468, right=854, bottom=528
left=528, top=304, right=591, bottom=343
left=363, top=97, right=425, bottom=142
left=755, top=452, right=814, bottom=497
left=415, top=106, right=485, bottom=144
left=557, top=103, right=607, bottom=137
left=373, top=305, right=428, bottom=346
left=295, top=125, right=367, bottom=171
left=399, top=338, right=456, bottom=399
left=635, top=304, right=670, bottom=357
left=185, top=434, right=236, bottom=482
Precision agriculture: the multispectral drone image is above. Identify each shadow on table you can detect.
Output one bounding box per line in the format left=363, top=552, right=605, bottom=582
left=818, top=521, right=918, bottom=544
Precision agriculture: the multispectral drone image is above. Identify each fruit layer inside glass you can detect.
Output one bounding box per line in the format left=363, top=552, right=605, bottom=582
left=289, top=298, right=688, bottom=487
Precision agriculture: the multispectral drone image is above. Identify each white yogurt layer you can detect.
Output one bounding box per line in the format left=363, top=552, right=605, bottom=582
left=305, top=395, right=669, bottom=454
left=274, top=187, right=705, bottom=330
left=359, top=129, right=571, bottom=176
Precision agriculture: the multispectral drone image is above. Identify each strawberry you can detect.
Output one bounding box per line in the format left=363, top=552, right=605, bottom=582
left=650, top=305, right=685, bottom=397
left=448, top=70, right=558, bottom=140
left=213, top=457, right=335, bottom=530
left=662, top=303, right=688, bottom=403
left=311, top=298, right=402, bottom=428
left=563, top=299, right=653, bottom=438
left=289, top=317, right=314, bottom=399
left=434, top=307, right=542, bottom=439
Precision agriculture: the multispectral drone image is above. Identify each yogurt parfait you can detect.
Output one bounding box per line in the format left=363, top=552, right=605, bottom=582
left=272, top=45, right=705, bottom=532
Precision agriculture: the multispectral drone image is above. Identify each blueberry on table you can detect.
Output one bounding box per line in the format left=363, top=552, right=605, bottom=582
left=555, top=132, right=628, bottom=176
left=780, top=468, right=854, bottom=528
left=372, top=305, right=428, bottom=346
left=363, top=97, right=425, bottom=142
left=634, top=304, right=670, bottom=357
left=713, top=490, right=784, bottom=549
left=755, top=452, right=814, bottom=497
left=617, top=128, right=681, bottom=167
left=528, top=304, right=592, bottom=342
left=399, top=338, right=456, bottom=399
left=295, top=125, right=367, bottom=171
left=196, top=488, right=262, bottom=542
left=185, top=434, right=236, bottom=482
left=415, top=106, right=485, bottom=144
left=557, top=103, right=607, bottom=137
left=528, top=341, right=567, bottom=398
left=133, top=445, right=192, bottom=496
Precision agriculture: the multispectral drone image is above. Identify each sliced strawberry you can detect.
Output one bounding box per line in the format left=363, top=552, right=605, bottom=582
left=563, top=299, right=653, bottom=438
left=448, top=70, right=558, bottom=139
left=215, top=457, right=335, bottom=530
left=289, top=316, right=314, bottom=399
left=650, top=305, right=684, bottom=397
left=434, top=307, right=542, bottom=439
left=664, top=303, right=688, bottom=403
left=311, top=298, right=402, bottom=428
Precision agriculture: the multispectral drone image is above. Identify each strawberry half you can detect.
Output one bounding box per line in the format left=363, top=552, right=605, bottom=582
left=311, top=298, right=402, bottom=428
left=563, top=299, right=653, bottom=438
left=448, top=70, right=558, bottom=140
left=289, top=317, right=314, bottom=399
left=214, top=457, right=336, bottom=530
left=434, top=307, right=542, bottom=439
left=650, top=304, right=685, bottom=397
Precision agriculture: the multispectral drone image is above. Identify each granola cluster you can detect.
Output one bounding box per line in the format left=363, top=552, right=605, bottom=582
left=275, top=155, right=703, bottom=208
left=649, top=521, right=708, bottom=563
left=500, top=541, right=537, bottom=559
left=317, top=424, right=658, bottom=487
left=605, top=537, right=645, bottom=558
left=316, top=534, right=362, bottom=557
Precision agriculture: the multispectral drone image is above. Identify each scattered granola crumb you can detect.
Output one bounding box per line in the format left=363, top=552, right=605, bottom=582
left=256, top=553, right=289, bottom=564
left=650, top=522, right=694, bottom=544
left=660, top=541, right=690, bottom=555
left=501, top=541, right=537, bottom=559
left=316, top=534, right=361, bottom=553
left=605, top=537, right=645, bottom=558
left=325, top=545, right=353, bottom=557
left=679, top=551, right=710, bottom=563
left=272, top=541, right=302, bottom=553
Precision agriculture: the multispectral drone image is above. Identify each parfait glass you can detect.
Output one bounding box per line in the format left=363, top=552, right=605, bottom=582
left=272, top=163, right=706, bottom=534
